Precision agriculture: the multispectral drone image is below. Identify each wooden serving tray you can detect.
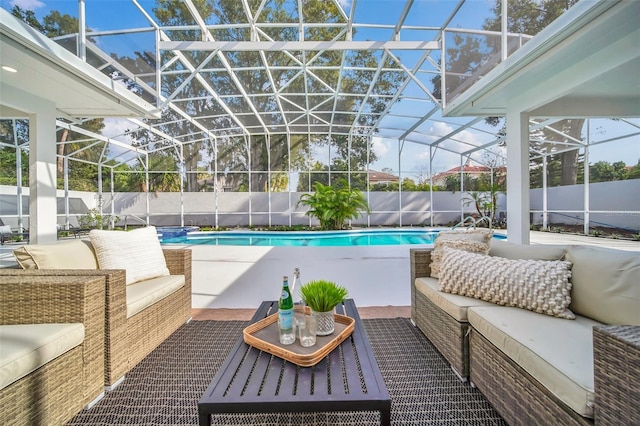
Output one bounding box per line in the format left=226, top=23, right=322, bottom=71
left=243, top=311, right=355, bottom=367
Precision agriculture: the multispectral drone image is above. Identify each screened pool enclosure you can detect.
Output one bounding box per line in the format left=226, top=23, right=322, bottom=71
left=1, top=0, right=638, bottom=244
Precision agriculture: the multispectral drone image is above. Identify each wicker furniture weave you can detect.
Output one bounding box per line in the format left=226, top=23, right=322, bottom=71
left=410, top=248, right=470, bottom=378
left=593, top=325, right=640, bottom=425
left=0, top=275, right=106, bottom=426
left=469, top=328, right=592, bottom=426
left=410, top=247, right=640, bottom=425
left=0, top=248, right=192, bottom=388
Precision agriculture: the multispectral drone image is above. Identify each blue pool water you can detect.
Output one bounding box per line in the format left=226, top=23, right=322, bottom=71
left=158, top=228, right=505, bottom=247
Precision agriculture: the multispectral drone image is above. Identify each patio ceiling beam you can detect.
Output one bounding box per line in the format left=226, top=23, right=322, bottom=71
left=365, top=47, right=436, bottom=137
left=529, top=119, right=584, bottom=145
left=183, top=0, right=269, bottom=135
left=56, top=120, right=147, bottom=157
left=127, top=118, right=182, bottom=146
left=428, top=117, right=485, bottom=148
left=349, top=51, right=389, bottom=137
left=159, top=40, right=440, bottom=51
left=386, top=50, right=440, bottom=105
left=155, top=49, right=220, bottom=111
left=84, top=28, right=221, bottom=145
left=329, top=49, right=349, bottom=138
left=398, top=105, right=441, bottom=141
left=131, top=0, right=249, bottom=138
left=393, top=0, right=414, bottom=40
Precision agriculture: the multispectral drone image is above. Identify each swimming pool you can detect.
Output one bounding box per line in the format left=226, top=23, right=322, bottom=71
left=158, top=228, right=505, bottom=247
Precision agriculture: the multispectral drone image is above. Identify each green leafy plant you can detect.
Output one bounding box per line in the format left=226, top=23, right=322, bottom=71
left=461, top=184, right=502, bottom=225
left=296, top=180, right=369, bottom=230
left=78, top=208, right=120, bottom=230
left=589, top=229, right=602, bottom=237
left=299, top=280, right=349, bottom=313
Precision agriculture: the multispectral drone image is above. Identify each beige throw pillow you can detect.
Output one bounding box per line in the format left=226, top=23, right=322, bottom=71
left=430, top=229, right=493, bottom=278
left=14, top=240, right=98, bottom=269
left=566, top=245, right=640, bottom=325
left=89, top=226, right=169, bottom=285
left=439, top=247, right=575, bottom=319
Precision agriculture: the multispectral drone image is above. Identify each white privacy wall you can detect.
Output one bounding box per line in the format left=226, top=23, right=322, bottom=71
left=530, top=179, right=640, bottom=231
left=2, top=180, right=638, bottom=231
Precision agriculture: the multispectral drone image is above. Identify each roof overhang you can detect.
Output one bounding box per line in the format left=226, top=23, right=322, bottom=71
left=0, top=8, right=159, bottom=119
left=442, top=0, right=640, bottom=118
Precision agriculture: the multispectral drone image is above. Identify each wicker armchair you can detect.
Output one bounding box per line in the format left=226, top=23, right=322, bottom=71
left=0, top=248, right=192, bottom=388
left=0, top=275, right=106, bottom=426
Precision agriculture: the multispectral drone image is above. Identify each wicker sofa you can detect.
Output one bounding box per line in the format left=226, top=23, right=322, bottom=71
left=410, top=240, right=640, bottom=426
left=0, top=275, right=106, bottom=425
left=1, top=232, right=192, bottom=389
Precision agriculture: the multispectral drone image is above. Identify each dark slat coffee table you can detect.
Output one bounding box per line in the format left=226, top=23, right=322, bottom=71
left=198, top=298, right=391, bottom=425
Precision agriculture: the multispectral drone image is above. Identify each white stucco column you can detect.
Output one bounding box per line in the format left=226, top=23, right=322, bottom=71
left=505, top=110, right=530, bottom=244
left=28, top=100, right=58, bottom=244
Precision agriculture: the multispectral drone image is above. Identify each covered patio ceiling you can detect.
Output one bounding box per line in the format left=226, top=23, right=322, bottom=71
left=0, top=0, right=577, bottom=167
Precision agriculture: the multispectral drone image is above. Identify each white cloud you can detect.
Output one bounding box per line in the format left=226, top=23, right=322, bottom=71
left=371, top=137, right=389, bottom=158
left=428, top=121, right=454, bottom=138
left=102, top=118, right=135, bottom=142
left=337, top=0, right=351, bottom=9
left=11, top=0, right=45, bottom=10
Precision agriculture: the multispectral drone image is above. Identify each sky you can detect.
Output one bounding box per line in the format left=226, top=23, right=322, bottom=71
left=3, top=0, right=639, bottom=176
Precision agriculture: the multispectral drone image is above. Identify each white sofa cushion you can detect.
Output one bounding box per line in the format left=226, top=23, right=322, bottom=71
left=415, top=277, right=495, bottom=321
left=468, top=306, right=603, bottom=418
left=90, top=226, right=169, bottom=285
left=566, top=245, right=640, bottom=325
left=126, top=274, right=185, bottom=318
left=489, top=240, right=567, bottom=260
left=430, top=229, right=493, bottom=278
left=13, top=239, right=98, bottom=269
left=0, top=323, right=85, bottom=390
left=439, top=247, right=575, bottom=319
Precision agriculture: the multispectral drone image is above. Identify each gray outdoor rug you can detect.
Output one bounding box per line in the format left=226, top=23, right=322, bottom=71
left=68, top=318, right=507, bottom=425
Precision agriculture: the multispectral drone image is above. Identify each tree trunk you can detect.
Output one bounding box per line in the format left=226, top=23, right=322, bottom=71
left=560, top=149, right=579, bottom=186
left=550, top=119, right=584, bottom=186
left=57, top=129, right=69, bottom=174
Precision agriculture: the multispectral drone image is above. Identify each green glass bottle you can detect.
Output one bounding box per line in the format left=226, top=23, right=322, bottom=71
left=278, top=275, right=295, bottom=344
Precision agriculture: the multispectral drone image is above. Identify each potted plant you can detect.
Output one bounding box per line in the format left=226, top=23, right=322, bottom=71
left=296, top=180, right=369, bottom=230
left=299, top=279, right=349, bottom=335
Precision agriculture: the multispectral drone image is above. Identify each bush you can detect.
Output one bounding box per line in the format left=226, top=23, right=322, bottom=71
left=296, top=180, right=369, bottom=230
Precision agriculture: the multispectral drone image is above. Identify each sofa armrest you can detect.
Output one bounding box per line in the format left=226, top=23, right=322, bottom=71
left=163, top=248, right=191, bottom=279
left=409, top=248, right=433, bottom=323
left=0, top=275, right=106, bottom=405
left=0, top=268, right=128, bottom=385
left=593, top=325, right=640, bottom=425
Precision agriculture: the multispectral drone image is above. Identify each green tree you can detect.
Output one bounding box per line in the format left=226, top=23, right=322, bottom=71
left=435, top=0, right=582, bottom=186
left=486, top=0, right=582, bottom=186
left=628, top=161, right=640, bottom=180
left=143, top=0, right=403, bottom=193
left=0, top=120, right=29, bottom=186
left=296, top=180, right=369, bottom=230
left=589, top=160, right=629, bottom=183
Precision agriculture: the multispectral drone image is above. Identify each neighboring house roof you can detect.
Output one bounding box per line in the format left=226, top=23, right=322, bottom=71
left=368, top=170, right=399, bottom=184
left=431, top=165, right=505, bottom=186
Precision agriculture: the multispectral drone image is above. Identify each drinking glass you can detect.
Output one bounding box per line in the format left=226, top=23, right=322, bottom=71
left=298, top=315, right=317, bottom=347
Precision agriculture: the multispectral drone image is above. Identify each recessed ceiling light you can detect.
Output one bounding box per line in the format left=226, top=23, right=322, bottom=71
left=2, top=65, right=17, bottom=73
